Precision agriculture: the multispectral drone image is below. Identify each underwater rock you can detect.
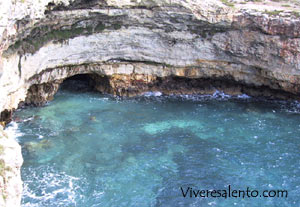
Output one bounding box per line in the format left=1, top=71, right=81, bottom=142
left=89, top=116, right=97, bottom=122
left=24, top=139, right=52, bottom=154
left=143, top=120, right=205, bottom=136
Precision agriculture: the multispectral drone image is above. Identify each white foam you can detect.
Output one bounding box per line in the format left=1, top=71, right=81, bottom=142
left=23, top=117, right=34, bottom=122
left=143, top=91, right=163, bottom=97
left=4, top=121, right=23, bottom=140
left=282, top=100, right=300, bottom=114
left=22, top=167, right=82, bottom=207
left=212, top=90, right=231, bottom=99
left=237, top=94, right=251, bottom=99
left=175, top=92, right=253, bottom=101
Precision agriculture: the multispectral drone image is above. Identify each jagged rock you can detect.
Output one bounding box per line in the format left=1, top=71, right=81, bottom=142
left=0, top=0, right=300, bottom=113
left=0, top=127, right=23, bottom=207
left=0, top=0, right=300, bottom=206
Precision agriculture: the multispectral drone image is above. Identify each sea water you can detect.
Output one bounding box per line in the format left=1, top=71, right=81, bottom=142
left=8, top=89, right=300, bottom=207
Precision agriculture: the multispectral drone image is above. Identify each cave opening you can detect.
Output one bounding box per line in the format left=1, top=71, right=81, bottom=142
left=18, top=73, right=300, bottom=112
left=2, top=71, right=298, bottom=127
left=23, top=73, right=112, bottom=108
left=59, top=74, right=97, bottom=92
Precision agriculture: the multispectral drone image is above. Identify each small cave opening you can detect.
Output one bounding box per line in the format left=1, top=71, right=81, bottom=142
left=23, top=73, right=111, bottom=108
left=59, top=74, right=96, bottom=92
left=59, top=73, right=111, bottom=93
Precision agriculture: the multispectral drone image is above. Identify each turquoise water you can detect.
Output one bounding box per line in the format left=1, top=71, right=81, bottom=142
left=9, top=89, right=300, bottom=207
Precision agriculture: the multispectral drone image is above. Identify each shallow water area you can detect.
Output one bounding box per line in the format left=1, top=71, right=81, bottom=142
left=8, top=89, right=300, bottom=207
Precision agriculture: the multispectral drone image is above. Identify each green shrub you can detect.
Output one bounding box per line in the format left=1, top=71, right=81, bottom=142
left=221, top=0, right=235, bottom=7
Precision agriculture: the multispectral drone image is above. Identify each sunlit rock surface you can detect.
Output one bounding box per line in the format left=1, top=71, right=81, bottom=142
left=0, top=0, right=300, bottom=206
left=0, top=127, right=23, bottom=207
left=1, top=0, right=300, bottom=116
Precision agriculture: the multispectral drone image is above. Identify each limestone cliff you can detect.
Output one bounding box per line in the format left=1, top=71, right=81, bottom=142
left=0, top=0, right=300, bottom=206
left=1, top=0, right=300, bottom=116
left=0, top=127, right=23, bottom=207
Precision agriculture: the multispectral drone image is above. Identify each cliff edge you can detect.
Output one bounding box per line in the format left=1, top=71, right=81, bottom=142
left=0, top=0, right=299, bottom=206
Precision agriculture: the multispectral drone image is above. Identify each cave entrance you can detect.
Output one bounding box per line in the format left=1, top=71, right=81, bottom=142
left=23, top=71, right=300, bottom=111
left=59, top=74, right=97, bottom=92
left=59, top=73, right=111, bottom=94
left=24, top=73, right=111, bottom=107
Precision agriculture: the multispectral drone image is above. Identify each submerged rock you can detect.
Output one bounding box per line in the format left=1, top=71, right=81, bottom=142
left=89, top=116, right=98, bottom=122
left=24, top=139, right=52, bottom=154
left=143, top=120, right=205, bottom=136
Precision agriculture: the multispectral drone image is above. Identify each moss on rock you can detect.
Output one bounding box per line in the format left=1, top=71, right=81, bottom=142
left=3, top=19, right=124, bottom=56
left=0, top=159, right=5, bottom=177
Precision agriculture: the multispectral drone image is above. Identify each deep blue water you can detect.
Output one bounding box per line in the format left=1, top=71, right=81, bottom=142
left=8, top=90, right=300, bottom=207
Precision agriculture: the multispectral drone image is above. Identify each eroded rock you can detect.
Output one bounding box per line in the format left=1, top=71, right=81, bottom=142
left=0, top=127, right=23, bottom=207
left=0, top=1, right=300, bottom=206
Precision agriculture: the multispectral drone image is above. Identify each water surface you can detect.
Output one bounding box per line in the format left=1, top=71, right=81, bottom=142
left=9, top=90, right=300, bottom=207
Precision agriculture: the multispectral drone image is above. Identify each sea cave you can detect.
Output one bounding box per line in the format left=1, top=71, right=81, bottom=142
left=0, top=0, right=300, bottom=206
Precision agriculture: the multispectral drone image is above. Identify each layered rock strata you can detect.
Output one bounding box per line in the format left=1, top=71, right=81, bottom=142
left=0, top=0, right=300, bottom=206
left=1, top=1, right=300, bottom=122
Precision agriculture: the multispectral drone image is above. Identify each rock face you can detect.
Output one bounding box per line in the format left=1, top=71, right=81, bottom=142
left=0, top=127, right=23, bottom=207
left=0, top=0, right=300, bottom=206
left=1, top=0, right=300, bottom=119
